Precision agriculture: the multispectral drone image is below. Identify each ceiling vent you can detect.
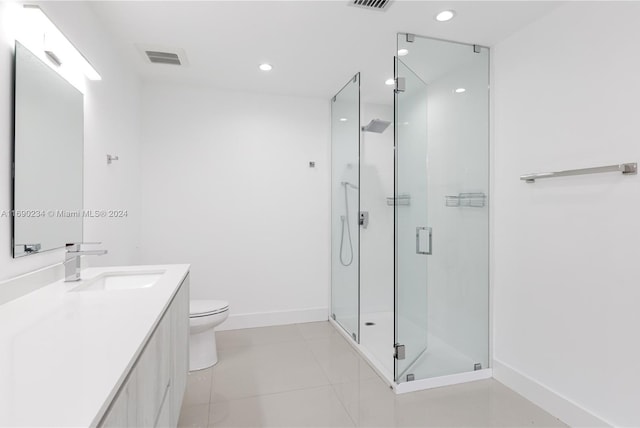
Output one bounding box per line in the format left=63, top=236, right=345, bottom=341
left=350, top=0, right=392, bottom=11
left=145, top=50, right=181, bottom=65
left=136, top=45, right=189, bottom=67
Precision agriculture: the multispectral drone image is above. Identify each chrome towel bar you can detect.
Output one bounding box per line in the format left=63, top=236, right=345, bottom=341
left=520, top=163, right=637, bottom=183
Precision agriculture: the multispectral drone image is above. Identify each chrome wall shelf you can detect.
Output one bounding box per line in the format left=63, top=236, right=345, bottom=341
left=445, top=193, right=486, bottom=208
left=386, top=193, right=411, bottom=206
left=520, top=162, right=637, bottom=183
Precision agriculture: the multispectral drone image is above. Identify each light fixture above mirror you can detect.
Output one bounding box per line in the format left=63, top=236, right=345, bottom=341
left=12, top=4, right=101, bottom=92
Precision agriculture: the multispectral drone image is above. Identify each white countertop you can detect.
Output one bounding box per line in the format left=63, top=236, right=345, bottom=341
left=0, top=264, right=190, bottom=427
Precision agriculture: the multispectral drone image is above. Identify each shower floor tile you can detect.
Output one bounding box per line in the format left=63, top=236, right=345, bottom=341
left=178, top=321, right=566, bottom=428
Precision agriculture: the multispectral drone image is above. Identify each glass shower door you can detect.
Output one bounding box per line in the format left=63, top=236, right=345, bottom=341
left=394, top=33, right=490, bottom=384
left=394, top=58, right=429, bottom=381
left=331, top=73, right=360, bottom=342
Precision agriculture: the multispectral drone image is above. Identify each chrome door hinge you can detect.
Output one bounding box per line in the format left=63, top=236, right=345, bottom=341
left=394, top=343, right=406, bottom=360
left=473, top=45, right=481, bottom=54
left=406, top=374, right=415, bottom=382
left=395, top=77, right=405, bottom=93
left=406, top=33, right=415, bottom=43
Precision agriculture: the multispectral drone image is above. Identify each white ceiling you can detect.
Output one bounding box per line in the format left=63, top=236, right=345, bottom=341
left=91, top=1, right=560, bottom=105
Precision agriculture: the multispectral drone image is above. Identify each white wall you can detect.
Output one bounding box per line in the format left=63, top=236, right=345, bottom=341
left=493, top=3, right=640, bottom=426
left=0, top=2, right=141, bottom=288
left=139, top=82, right=330, bottom=329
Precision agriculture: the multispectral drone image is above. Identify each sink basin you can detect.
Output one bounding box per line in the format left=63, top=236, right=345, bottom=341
left=72, top=271, right=165, bottom=292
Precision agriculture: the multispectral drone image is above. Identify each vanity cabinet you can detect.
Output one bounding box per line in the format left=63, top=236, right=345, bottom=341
left=100, top=275, right=189, bottom=428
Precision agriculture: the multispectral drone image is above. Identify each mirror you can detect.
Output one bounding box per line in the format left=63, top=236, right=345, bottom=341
left=13, top=42, right=83, bottom=257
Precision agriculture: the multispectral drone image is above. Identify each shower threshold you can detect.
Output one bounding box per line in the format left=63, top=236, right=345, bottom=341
left=328, top=317, right=492, bottom=394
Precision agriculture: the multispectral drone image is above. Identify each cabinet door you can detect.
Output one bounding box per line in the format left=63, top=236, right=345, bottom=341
left=100, top=368, right=137, bottom=428
left=155, top=383, right=172, bottom=428
left=170, top=276, right=190, bottom=426
left=100, top=392, right=127, bottom=428
left=137, top=315, right=171, bottom=427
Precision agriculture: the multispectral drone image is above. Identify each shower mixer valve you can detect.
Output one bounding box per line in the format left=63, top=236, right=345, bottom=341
left=359, top=211, right=369, bottom=228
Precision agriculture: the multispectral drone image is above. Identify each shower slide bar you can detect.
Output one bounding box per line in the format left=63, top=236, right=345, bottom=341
left=520, top=162, right=637, bottom=183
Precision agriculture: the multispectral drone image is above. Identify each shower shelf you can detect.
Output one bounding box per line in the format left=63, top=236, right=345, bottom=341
left=445, top=193, right=486, bottom=208
left=386, top=194, right=411, bottom=206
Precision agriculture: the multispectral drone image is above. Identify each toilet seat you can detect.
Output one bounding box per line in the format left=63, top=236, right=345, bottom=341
left=190, top=300, right=229, bottom=318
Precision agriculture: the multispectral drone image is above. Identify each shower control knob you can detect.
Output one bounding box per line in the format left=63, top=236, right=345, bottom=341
left=359, top=211, right=369, bottom=229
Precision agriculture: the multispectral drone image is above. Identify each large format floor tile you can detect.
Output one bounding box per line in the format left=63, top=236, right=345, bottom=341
left=211, top=340, right=330, bottom=402
left=210, top=386, right=355, bottom=427
left=332, top=375, right=566, bottom=428
left=216, top=324, right=305, bottom=349
left=178, top=402, right=210, bottom=428
left=183, top=366, right=214, bottom=406
left=180, top=322, right=567, bottom=428
left=296, top=320, right=340, bottom=340
left=307, top=333, right=378, bottom=385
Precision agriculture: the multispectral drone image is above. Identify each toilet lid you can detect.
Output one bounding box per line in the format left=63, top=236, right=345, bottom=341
left=190, top=299, right=229, bottom=317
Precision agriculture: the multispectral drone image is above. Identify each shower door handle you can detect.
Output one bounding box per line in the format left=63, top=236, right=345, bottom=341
left=416, top=227, right=432, bottom=255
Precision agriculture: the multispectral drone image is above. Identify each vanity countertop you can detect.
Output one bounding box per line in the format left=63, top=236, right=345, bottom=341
left=0, top=264, right=190, bottom=427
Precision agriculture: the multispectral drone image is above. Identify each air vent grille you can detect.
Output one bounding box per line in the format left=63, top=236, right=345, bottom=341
left=145, top=51, right=181, bottom=65
left=351, top=0, right=391, bottom=11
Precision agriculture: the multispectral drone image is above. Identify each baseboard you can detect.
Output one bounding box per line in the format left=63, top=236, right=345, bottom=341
left=493, top=360, right=611, bottom=427
left=216, top=307, right=328, bottom=331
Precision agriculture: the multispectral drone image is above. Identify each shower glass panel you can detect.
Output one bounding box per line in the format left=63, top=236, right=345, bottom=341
left=395, top=34, right=489, bottom=382
left=394, top=58, right=429, bottom=381
left=331, top=73, right=360, bottom=342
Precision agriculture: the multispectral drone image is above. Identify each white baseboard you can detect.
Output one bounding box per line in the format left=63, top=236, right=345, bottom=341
left=493, top=360, right=611, bottom=427
left=216, top=307, right=328, bottom=331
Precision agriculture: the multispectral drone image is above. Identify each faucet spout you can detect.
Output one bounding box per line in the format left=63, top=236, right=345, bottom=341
left=64, top=243, right=108, bottom=282
left=66, top=249, right=108, bottom=258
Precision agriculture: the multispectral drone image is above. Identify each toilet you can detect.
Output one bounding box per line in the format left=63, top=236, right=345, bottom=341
left=189, top=299, right=229, bottom=371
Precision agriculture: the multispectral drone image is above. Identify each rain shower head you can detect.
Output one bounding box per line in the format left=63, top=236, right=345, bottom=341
left=362, top=119, right=391, bottom=133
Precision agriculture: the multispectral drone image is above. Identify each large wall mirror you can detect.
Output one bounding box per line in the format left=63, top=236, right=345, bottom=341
left=13, top=42, right=83, bottom=258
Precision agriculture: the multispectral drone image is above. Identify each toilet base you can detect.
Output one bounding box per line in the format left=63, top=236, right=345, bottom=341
left=189, top=328, right=218, bottom=371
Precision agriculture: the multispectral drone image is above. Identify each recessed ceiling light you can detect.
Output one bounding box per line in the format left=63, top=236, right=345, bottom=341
left=454, top=87, right=466, bottom=94
left=397, top=49, right=409, bottom=57
left=385, top=78, right=395, bottom=86
left=435, top=10, right=455, bottom=22
left=259, top=63, right=272, bottom=71
left=339, top=118, right=348, bottom=122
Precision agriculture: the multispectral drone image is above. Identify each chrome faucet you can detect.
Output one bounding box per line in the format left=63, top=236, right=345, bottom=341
left=64, top=243, right=108, bottom=282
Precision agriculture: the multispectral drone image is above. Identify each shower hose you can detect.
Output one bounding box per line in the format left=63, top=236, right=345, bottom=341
left=339, top=182, right=354, bottom=267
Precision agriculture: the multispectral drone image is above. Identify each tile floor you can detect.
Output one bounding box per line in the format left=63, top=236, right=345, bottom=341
left=178, top=321, right=566, bottom=427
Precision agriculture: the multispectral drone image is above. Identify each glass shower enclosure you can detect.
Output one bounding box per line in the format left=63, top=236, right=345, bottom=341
left=394, top=34, right=489, bottom=385
left=330, top=73, right=360, bottom=342
left=330, top=33, right=489, bottom=391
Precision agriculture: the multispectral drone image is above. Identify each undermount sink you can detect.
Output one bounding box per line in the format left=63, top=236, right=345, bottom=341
left=71, top=271, right=165, bottom=292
